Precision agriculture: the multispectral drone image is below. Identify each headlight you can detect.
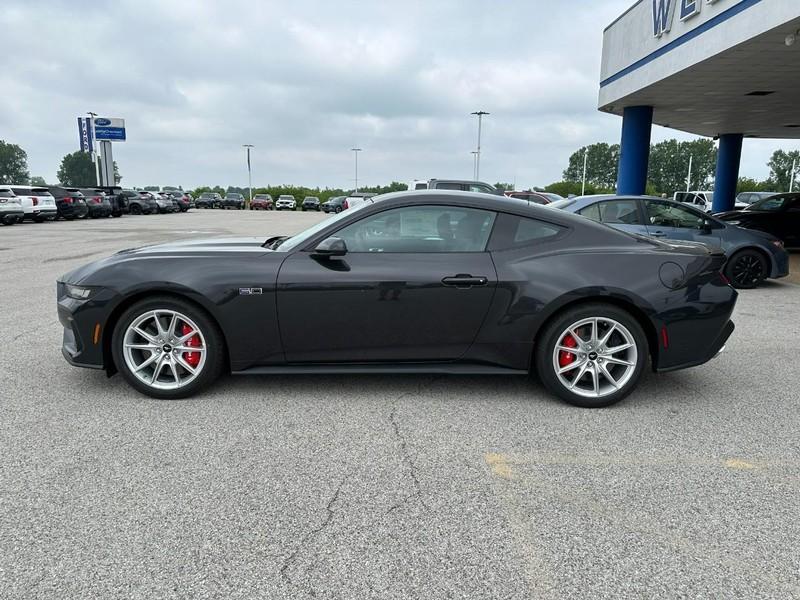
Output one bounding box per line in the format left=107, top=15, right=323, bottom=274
left=772, top=240, right=785, bottom=249
left=727, top=221, right=740, bottom=225
left=65, top=284, right=97, bottom=300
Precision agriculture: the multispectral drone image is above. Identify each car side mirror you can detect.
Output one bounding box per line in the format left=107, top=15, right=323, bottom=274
left=313, top=237, right=347, bottom=257
left=701, top=219, right=714, bottom=232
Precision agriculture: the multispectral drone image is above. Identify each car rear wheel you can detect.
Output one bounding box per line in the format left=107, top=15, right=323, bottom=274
left=112, top=297, right=226, bottom=399
left=129, top=204, right=142, bottom=215
left=535, top=304, right=647, bottom=408
left=725, top=249, right=767, bottom=289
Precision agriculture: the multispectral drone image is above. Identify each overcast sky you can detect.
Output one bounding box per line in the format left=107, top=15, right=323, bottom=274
left=2, top=0, right=798, bottom=190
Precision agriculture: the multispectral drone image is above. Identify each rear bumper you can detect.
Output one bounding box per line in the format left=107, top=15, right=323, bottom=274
left=771, top=249, right=790, bottom=279
left=655, top=320, right=734, bottom=373
left=58, top=204, right=88, bottom=219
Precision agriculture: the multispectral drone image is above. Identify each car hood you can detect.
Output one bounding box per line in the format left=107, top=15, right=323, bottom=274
left=60, top=237, right=279, bottom=284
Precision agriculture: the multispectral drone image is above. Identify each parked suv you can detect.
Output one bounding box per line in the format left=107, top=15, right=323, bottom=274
left=120, top=189, right=153, bottom=215
left=165, top=190, right=191, bottom=212
left=412, top=179, right=500, bottom=195
left=221, top=193, right=245, bottom=210
left=48, top=186, right=89, bottom=220
left=196, top=192, right=222, bottom=209
left=275, top=195, right=296, bottom=210
left=301, top=196, right=320, bottom=211
left=0, top=186, right=24, bottom=225
left=342, top=192, right=378, bottom=210
left=251, top=194, right=273, bottom=210
left=78, top=189, right=113, bottom=218
left=10, top=185, right=58, bottom=222
left=322, top=196, right=346, bottom=213
left=674, top=191, right=713, bottom=213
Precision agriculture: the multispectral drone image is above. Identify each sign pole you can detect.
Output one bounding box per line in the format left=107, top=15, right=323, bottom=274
left=88, top=112, right=100, bottom=186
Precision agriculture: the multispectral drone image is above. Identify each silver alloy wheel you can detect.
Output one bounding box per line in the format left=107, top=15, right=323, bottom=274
left=122, top=309, right=207, bottom=391
left=552, top=317, right=638, bottom=399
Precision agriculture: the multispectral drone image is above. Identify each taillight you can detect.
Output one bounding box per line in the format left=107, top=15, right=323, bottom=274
left=32, top=197, right=38, bottom=206
left=343, top=200, right=349, bottom=209
left=93, top=196, right=102, bottom=204
left=63, top=196, right=73, bottom=204
left=718, top=271, right=730, bottom=286
left=661, top=326, right=669, bottom=349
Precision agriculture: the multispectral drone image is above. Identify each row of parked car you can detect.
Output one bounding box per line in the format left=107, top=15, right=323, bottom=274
left=0, top=185, right=195, bottom=225
left=194, top=192, right=327, bottom=211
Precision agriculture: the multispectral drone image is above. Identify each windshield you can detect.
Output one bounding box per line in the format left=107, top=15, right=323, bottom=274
left=276, top=202, right=372, bottom=252
left=746, top=197, right=787, bottom=212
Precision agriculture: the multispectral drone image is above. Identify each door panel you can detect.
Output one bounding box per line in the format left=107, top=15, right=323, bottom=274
left=643, top=200, right=720, bottom=246
left=276, top=252, right=497, bottom=363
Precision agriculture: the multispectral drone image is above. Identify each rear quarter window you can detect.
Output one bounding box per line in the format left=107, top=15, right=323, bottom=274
left=488, top=213, right=566, bottom=251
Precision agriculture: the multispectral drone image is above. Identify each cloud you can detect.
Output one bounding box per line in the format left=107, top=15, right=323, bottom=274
left=1, top=0, right=796, bottom=189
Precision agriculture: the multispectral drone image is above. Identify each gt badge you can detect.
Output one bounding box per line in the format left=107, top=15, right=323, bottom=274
left=239, top=287, right=263, bottom=296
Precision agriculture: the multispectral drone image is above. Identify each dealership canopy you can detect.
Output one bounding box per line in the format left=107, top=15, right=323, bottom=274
left=600, top=0, right=800, bottom=211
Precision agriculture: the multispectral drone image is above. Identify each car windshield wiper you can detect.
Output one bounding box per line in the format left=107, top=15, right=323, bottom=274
left=263, top=235, right=289, bottom=249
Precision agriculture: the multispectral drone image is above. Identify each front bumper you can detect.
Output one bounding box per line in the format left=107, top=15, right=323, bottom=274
left=57, top=283, right=121, bottom=370
left=770, top=248, right=790, bottom=279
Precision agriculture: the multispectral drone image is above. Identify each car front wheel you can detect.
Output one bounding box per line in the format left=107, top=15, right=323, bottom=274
left=111, top=297, right=226, bottom=399
left=725, top=249, right=767, bottom=289
left=535, top=303, right=647, bottom=408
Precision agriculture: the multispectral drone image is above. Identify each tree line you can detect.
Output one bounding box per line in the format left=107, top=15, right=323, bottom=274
left=0, top=141, right=121, bottom=187
left=552, top=140, right=799, bottom=197
left=2, top=137, right=797, bottom=197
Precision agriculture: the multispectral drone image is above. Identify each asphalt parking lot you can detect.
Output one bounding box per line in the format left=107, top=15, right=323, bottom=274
left=1, top=210, right=799, bottom=599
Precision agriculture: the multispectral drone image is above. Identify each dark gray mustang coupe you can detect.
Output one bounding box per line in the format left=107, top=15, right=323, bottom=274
left=57, top=191, right=737, bottom=407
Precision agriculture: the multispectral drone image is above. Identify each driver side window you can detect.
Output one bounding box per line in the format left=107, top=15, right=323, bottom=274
left=644, top=201, right=705, bottom=229
left=334, top=206, right=496, bottom=253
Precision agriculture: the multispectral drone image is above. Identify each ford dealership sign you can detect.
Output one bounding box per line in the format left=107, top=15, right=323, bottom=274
left=653, top=0, right=724, bottom=37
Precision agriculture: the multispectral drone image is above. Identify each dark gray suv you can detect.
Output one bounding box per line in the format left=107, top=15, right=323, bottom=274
left=551, top=195, right=789, bottom=289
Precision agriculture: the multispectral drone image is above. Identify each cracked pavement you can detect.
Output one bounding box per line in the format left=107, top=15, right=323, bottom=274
left=1, top=212, right=800, bottom=599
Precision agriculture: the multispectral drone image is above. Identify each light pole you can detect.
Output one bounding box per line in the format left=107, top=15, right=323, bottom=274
left=471, top=110, right=489, bottom=180
left=243, top=144, right=254, bottom=209
left=351, top=148, right=362, bottom=193
left=790, top=158, right=797, bottom=192
left=87, top=111, right=100, bottom=186
left=471, top=151, right=479, bottom=179
left=581, top=147, right=589, bottom=196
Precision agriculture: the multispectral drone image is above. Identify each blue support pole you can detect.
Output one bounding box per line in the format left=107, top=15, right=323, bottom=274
left=616, top=106, right=653, bottom=196
left=712, top=134, right=743, bottom=213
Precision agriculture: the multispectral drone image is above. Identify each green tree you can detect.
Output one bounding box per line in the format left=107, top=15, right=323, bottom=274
left=0, top=140, right=30, bottom=184
left=494, top=182, right=514, bottom=191
left=30, top=175, right=47, bottom=186
left=57, top=152, right=96, bottom=186
left=766, top=149, right=800, bottom=191
left=648, top=139, right=716, bottom=195
left=563, top=143, right=620, bottom=190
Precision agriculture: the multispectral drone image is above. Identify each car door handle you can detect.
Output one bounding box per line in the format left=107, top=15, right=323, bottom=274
left=441, top=274, right=488, bottom=288
left=650, top=231, right=667, bottom=237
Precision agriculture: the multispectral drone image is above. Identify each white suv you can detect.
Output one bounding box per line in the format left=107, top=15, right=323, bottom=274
left=10, top=185, right=57, bottom=222
left=0, top=186, right=24, bottom=225
left=275, top=195, right=296, bottom=210
left=674, top=191, right=713, bottom=213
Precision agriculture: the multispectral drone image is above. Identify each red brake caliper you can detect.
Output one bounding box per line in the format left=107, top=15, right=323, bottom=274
left=559, top=334, right=578, bottom=368
left=181, top=324, right=201, bottom=368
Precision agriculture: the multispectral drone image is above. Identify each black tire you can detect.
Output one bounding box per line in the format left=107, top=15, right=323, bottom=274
left=535, top=303, right=648, bottom=408
left=334, top=206, right=342, bottom=213
left=1, top=216, right=15, bottom=226
left=111, top=296, right=226, bottom=400
left=34, top=215, right=45, bottom=223
left=130, top=204, right=142, bottom=215
left=724, top=249, right=767, bottom=289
